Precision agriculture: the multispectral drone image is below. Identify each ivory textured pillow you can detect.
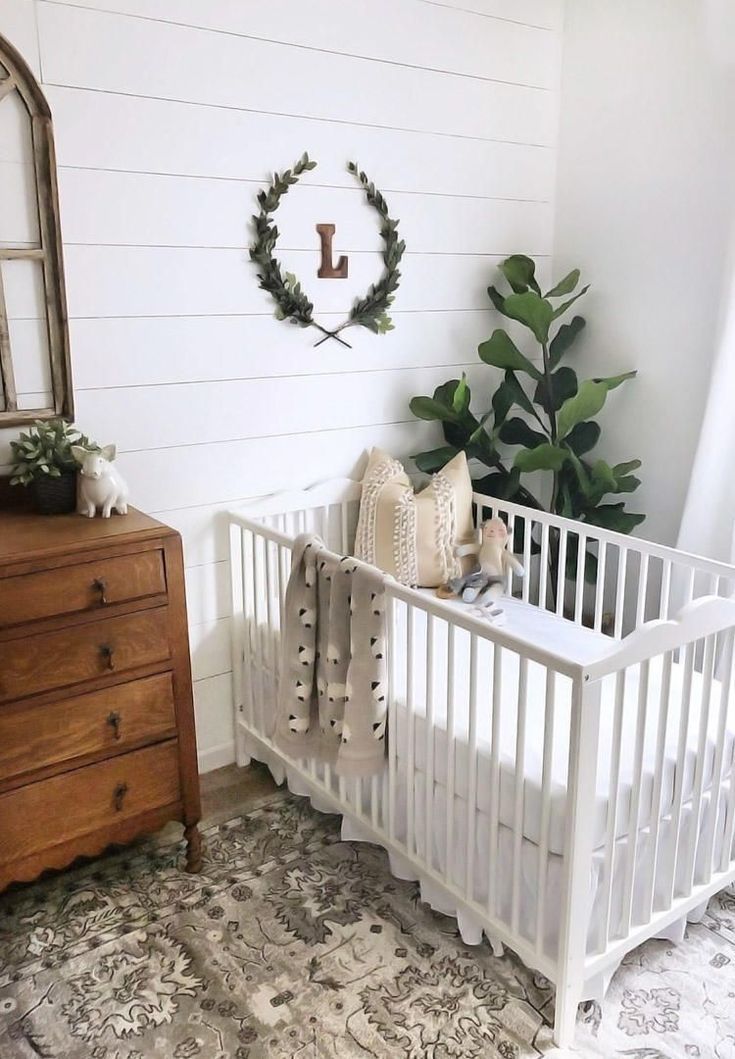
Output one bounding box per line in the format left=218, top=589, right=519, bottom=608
left=354, top=448, right=474, bottom=587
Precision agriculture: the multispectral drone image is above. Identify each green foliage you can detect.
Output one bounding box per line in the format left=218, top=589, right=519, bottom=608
left=410, top=254, right=644, bottom=545
left=10, top=420, right=95, bottom=487
left=250, top=153, right=404, bottom=346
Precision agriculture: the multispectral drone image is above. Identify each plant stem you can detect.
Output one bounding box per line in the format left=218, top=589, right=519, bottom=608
left=311, top=324, right=352, bottom=349
left=541, top=339, right=561, bottom=514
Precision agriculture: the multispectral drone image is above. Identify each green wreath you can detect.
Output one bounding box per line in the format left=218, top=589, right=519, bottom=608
left=250, top=153, right=405, bottom=348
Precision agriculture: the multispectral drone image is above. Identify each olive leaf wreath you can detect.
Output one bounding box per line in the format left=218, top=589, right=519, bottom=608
left=249, top=153, right=405, bottom=348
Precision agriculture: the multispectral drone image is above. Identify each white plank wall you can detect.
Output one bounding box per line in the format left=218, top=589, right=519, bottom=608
left=0, top=0, right=563, bottom=770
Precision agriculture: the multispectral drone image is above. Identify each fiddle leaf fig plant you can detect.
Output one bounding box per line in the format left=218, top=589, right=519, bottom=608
left=410, top=255, right=644, bottom=540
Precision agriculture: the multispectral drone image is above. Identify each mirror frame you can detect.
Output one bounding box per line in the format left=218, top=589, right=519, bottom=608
left=0, top=31, right=73, bottom=427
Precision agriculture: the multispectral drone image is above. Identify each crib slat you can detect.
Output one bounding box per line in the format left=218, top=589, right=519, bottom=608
left=340, top=503, right=350, bottom=553
left=667, top=641, right=696, bottom=906
left=600, top=669, right=626, bottom=947
left=683, top=633, right=716, bottom=891
left=594, top=540, right=607, bottom=633
left=406, top=605, right=416, bottom=858
left=506, top=513, right=516, bottom=595
left=424, top=614, right=436, bottom=871
left=387, top=596, right=397, bottom=842
left=535, top=668, right=556, bottom=957
left=684, top=565, right=696, bottom=604
left=704, top=630, right=735, bottom=876
left=511, top=656, right=529, bottom=934
left=539, top=522, right=550, bottom=610
left=240, top=530, right=255, bottom=729
left=620, top=660, right=650, bottom=936
left=718, top=639, right=735, bottom=872
left=486, top=642, right=503, bottom=918
left=659, top=559, right=672, bottom=620
left=445, top=624, right=456, bottom=891
left=635, top=552, right=649, bottom=627
left=556, top=528, right=568, bottom=618
left=574, top=534, right=586, bottom=625
left=614, top=547, right=628, bottom=638
left=644, top=650, right=673, bottom=922
left=464, top=634, right=479, bottom=900
left=521, top=518, right=532, bottom=604
left=251, top=531, right=264, bottom=735
left=264, top=539, right=275, bottom=698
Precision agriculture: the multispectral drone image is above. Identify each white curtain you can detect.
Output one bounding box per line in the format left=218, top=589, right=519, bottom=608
left=677, top=2, right=735, bottom=562
left=676, top=246, right=735, bottom=564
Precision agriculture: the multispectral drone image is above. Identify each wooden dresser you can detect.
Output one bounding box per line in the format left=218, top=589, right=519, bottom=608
left=0, top=506, right=201, bottom=891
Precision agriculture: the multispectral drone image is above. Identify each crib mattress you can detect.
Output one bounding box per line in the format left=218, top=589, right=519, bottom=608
left=393, top=598, right=735, bottom=856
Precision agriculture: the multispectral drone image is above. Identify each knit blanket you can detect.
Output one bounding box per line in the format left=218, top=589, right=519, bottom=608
left=275, top=535, right=387, bottom=777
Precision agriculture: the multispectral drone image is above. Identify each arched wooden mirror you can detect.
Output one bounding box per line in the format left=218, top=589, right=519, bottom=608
left=0, top=32, right=73, bottom=426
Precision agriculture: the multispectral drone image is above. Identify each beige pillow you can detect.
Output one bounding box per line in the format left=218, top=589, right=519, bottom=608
left=354, top=448, right=474, bottom=587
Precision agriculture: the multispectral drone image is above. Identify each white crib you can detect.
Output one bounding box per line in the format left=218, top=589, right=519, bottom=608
left=228, top=478, right=735, bottom=1050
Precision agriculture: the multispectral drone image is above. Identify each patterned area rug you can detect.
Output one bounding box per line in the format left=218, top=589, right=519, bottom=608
left=0, top=795, right=734, bottom=1058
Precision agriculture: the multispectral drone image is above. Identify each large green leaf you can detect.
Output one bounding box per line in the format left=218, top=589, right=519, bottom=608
left=501, top=370, right=538, bottom=419
left=583, top=503, right=645, bottom=533
left=613, top=459, right=642, bottom=476
left=549, top=315, right=585, bottom=369
left=514, top=443, right=568, bottom=473
left=565, top=420, right=601, bottom=455
left=488, top=285, right=511, bottom=317
left=552, top=285, right=590, bottom=320
left=434, top=379, right=465, bottom=408
left=413, top=446, right=459, bottom=473
left=614, top=475, right=642, bottom=494
left=409, top=396, right=456, bottom=422
left=499, top=417, right=548, bottom=449
left=499, top=255, right=541, bottom=295
left=533, top=366, right=578, bottom=415
left=590, top=459, right=618, bottom=496
left=491, top=379, right=515, bottom=428
left=556, top=380, right=609, bottom=439
left=545, top=269, right=580, bottom=299
left=452, top=373, right=471, bottom=414
left=593, top=370, right=637, bottom=391
left=502, top=292, right=555, bottom=344
left=478, top=330, right=541, bottom=379
left=472, top=472, right=508, bottom=499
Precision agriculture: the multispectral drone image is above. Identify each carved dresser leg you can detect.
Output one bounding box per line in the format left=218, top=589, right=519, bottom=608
left=184, top=823, right=203, bottom=873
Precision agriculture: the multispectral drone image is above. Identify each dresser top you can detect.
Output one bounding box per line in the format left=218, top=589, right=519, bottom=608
left=0, top=507, right=173, bottom=565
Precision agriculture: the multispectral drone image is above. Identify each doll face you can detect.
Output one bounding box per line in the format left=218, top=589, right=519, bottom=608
left=482, top=518, right=508, bottom=544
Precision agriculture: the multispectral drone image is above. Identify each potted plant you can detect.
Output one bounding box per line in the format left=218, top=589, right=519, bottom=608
left=409, top=255, right=644, bottom=603
left=10, top=419, right=95, bottom=515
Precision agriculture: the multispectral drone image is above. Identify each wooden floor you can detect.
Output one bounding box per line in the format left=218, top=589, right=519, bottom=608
left=199, top=760, right=283, bottom=827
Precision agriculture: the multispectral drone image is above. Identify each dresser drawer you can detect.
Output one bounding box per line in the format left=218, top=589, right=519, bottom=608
left=0, top=673, right=177, bottom=783
left=0, top=609, right=171, bottom=703
left=0, top=741, right=181, bottom=864
left=0, top=549, right=166, bottom=628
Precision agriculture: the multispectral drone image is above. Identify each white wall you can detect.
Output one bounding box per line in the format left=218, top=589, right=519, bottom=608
left=0, top=0, right=564, bottom=770
left=554, top=0, right=735, bottom=547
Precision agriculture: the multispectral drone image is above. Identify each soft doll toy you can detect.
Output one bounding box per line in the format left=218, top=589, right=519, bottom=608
left=437, top=517, right=524, bottom=616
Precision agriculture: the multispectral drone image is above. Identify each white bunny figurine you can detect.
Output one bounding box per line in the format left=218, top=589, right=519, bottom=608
left=72, top=444, right=129, bottom=518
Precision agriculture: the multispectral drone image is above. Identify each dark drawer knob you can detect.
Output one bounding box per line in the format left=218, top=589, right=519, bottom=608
left=113, top=781, right=129, bottom=812
left=92, top=577, right=108, bottom=605
left=99, top=644, right=115, bottom=671
left=106, top=711, right=122, bottom=739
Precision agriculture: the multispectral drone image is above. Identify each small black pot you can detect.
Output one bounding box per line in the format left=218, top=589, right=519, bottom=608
left=31, top=471, right=77, bottom=515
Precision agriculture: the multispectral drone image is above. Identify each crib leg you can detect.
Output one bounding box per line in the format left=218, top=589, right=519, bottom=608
left=235, top=718, right=251, bottom=768
left=552, top=977, right=582, bottom=1051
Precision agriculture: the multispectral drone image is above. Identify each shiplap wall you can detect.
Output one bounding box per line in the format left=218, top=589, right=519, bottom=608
left=0, top=0, right=563, bottom=770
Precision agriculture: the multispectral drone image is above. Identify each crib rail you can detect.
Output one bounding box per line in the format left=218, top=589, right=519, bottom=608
left=228, top=478, right=735, bottom=1049
left=476, top=492, right=735, bottom=638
